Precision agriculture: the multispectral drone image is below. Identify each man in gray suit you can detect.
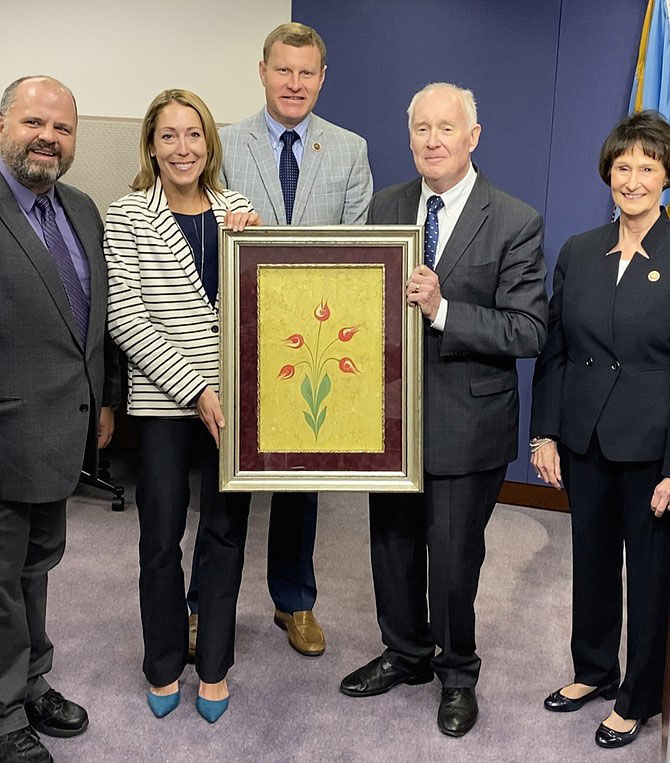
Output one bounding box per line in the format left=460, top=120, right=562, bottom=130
left=0, top=76, right=118, bottom=763
left=340, top=83, right=547, bottom=737
left=188, top=22, right=372, bottom=657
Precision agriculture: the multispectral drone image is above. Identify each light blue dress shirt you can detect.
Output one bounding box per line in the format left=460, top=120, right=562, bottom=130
left=263, top=108, right=310, bottom=169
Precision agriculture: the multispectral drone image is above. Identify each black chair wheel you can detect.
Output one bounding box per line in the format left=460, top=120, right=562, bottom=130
left=112, top=496, right=125, bottom=512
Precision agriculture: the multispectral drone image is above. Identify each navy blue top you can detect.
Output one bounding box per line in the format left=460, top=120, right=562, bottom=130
left=173, top=209, right=218, bottom=306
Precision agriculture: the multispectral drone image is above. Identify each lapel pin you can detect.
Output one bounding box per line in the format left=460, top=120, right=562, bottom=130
left=648, top=270, right=661, bottom=282
left=312, top=142, right=321, bottom=151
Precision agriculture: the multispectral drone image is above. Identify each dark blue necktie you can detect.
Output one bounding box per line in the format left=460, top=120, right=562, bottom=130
left=424, top=194, right=445, bottom=269
left=279, top=130, right=300, bottom=224
left=35, top=194, right=89, bottom=345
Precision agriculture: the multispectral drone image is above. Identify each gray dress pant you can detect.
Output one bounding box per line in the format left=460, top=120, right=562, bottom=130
left=0, top=499, right=65, bottom=735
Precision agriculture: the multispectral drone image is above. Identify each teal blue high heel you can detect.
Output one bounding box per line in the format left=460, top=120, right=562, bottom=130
left=196, top=695, right=229, bottom=723
left=146, top=689, right=180, bottom=718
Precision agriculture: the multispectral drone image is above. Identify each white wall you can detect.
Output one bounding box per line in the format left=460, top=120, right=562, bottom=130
left=0, top=0, right=290, bottom=122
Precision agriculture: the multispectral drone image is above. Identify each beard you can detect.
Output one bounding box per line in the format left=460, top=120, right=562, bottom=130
left=0, top=137, right=74, bottom=190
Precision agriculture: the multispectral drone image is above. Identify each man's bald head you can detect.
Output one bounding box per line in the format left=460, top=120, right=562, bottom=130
left=0, top=76, right=78, bottom=192
left=0, top=76, right=77, bottom=121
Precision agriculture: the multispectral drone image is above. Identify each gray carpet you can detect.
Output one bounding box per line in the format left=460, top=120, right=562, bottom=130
left=43, top=458, right=659, bottom=762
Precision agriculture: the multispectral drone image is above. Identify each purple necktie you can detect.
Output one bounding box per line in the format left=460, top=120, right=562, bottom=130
left=279, top=130, right=300, bottom=224
left=35, top=194, right=89, bottom=345
left=424, top=195, right=445, bottom=269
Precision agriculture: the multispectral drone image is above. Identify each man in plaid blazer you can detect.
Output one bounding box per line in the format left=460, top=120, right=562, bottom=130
left=187, top=22, right=372, bottom=658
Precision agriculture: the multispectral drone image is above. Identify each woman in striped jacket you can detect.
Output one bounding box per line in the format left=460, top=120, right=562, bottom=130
left=104, top=89, right=258, bottom=724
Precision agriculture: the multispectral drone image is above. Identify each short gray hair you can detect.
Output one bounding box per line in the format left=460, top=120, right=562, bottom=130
left=0, top=75, right=77, bottom=118
left=407, top=82, right=477, bottom=131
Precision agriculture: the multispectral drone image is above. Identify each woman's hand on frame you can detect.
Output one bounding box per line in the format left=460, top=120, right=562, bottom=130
left=224, top=210, right=262, bottom=232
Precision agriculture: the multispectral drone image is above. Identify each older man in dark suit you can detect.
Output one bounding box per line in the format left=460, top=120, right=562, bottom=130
left=0, top=76, right=118, bottom=763
left=340, top=82, right=548, bottom=737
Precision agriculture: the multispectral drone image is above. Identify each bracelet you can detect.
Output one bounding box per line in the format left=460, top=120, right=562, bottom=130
left=529, top=436, right=555, bottom=454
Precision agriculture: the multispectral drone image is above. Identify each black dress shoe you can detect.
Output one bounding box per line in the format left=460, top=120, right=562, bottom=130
left=544, top=680, right=619, bottom=712
left=437, top=687, right=478, bottom=737
left=0, top=726, right=53, bottom=762
left=340, top=655, right=433, bottom=697
left=595, top=718, right=646, bottom=749
left=25, top=688, right=88, bottom=738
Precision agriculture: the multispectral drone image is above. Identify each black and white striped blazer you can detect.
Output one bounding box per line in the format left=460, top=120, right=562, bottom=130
left=103, top=178, right=251, bottom=416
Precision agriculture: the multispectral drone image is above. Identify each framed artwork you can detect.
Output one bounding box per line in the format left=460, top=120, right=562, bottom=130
left=219, top=225, right=423, bottom=492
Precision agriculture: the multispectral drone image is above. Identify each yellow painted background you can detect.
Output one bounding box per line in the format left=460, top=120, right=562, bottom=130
left=258, top=264, right=385, bottom=452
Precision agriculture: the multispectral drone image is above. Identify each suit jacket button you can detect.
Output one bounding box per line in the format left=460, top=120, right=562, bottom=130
left=211, top=325, right=219, bottom=334
left=611, top=361, right=620, bottom=370
left=585, top=357, right=593, bottom=366
left=80, top=403, right=89, bottom=412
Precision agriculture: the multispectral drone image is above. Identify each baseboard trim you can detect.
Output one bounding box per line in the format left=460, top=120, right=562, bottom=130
left=498, top=480, right=569, bottom=512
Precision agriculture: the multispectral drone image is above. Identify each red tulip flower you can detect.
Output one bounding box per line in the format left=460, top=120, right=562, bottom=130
left=284, top=333, right=304, bottom=348
left=338, top=357, right=359, bottom=374
left=314, top=300, right=330, bottom=321
left=277, top=364, right=295, bottom=380
left=338, top=325, right=360, bottom=342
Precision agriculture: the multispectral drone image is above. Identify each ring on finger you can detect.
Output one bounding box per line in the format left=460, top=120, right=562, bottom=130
left=413, top=283, right=420, bottom=293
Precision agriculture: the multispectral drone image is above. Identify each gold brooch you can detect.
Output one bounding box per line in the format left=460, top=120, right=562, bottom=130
left=648, top=270, right=661, bottom=282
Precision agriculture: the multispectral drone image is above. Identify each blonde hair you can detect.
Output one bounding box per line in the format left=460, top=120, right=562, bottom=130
left=263, top=22, right=326, bottom=68
left=132, top=89, right=223, bottom=193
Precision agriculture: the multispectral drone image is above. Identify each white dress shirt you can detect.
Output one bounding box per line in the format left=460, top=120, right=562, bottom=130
left=417, top=162, right=478, bottom=331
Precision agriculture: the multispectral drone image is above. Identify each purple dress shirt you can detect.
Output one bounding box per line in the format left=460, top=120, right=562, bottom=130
left=0, top=157, right=91, bottom=299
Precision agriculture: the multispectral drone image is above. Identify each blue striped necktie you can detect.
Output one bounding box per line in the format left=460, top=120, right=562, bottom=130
left=279, top=130, right=300, bottom=224
left=35, top=194, right=89, bottom=345
left=424, top=194, right=444, bottom=269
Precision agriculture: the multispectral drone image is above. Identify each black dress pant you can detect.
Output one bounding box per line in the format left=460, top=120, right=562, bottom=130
left=135, top=417, right=250, bottom=686
left=369, top=465, right=506, bottom=687
left=562, top=435, right=670, bottom=719
left=0, top=499, right=66, bottom=735
left=187, top=491, right=318, bottom=615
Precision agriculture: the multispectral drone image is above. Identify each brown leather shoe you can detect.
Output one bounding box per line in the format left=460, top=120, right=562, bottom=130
left=188, top=613, right=198, bottom=662
left=274, top=609, right=325, bottom=656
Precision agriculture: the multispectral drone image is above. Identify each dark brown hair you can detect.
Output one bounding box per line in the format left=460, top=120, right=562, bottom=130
left=599, top=110, right=670, bottom=188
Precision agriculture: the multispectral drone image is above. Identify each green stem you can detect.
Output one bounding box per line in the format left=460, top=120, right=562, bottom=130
left=317, top=356, right=338, bottom=378
left=313, top=321, right=323, bottom=391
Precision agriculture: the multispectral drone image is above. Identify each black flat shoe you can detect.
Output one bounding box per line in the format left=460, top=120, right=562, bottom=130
left=595, top=718, right=647, bottom=749
left=340, top=655, right=433, bottom=697
left=437, top=687, right=478, bottom=737
left=544, top=680, right=618, bottom=712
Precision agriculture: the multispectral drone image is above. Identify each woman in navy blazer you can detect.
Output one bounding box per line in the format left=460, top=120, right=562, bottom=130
left=531, top=111, right=670, bottom=750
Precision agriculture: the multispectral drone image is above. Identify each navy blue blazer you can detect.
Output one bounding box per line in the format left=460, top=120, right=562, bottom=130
left=531, top=211, right=670, bottom=474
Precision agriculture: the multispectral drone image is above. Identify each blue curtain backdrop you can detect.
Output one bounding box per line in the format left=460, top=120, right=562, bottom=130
left=292, top=0, right=647, bottom=483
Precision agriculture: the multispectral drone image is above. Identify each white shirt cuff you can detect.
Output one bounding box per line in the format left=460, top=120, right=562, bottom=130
left=430, top=298, right=449, bottom=332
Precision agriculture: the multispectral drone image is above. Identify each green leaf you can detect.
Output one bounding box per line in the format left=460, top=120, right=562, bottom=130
left=315, top=406, right=327, bottom=434
left=303, top=410, right=317, bottom=434
left=316, top=373, right=331, bottom=409
left=300, top=375, right=316, bottom=415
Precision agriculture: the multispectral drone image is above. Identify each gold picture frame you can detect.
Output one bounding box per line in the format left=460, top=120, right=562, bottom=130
left=219, top=225, right=423, bottom=492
